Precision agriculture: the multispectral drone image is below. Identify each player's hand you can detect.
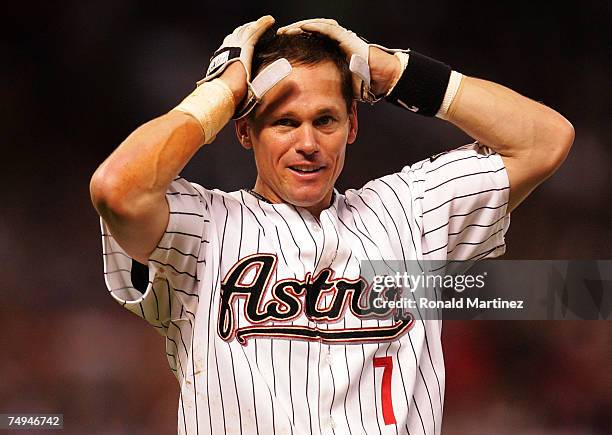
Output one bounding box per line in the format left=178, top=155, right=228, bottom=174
left=199, top=15, right=291, bottom=118
left=277, top=18, right=403, bottom=102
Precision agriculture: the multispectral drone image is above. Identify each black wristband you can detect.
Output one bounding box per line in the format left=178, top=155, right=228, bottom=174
left=385, top=51, right=452, bottom=117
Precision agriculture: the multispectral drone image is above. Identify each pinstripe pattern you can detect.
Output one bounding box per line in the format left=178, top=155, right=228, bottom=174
left=100, top=142, right=510, bottom=435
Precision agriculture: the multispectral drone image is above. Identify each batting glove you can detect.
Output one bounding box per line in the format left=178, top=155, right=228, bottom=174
left=277, top=18, right=406, bottom=103
left=199, top=15, right=292, bottom=118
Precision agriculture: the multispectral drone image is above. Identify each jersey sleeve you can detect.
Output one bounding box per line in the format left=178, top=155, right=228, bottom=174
left=100, top=177, right=211, bottom=336
left=405, top=142, right=511, bottom=262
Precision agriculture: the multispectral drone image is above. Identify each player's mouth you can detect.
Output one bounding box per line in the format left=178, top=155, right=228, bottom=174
left=288, top=164, right=325, bottom=176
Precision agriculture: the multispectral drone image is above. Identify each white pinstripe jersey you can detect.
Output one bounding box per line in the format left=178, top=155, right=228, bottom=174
left=100, top=142, right=510, bottom=435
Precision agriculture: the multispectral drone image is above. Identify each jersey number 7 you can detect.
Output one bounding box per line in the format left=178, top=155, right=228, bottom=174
left=374, top=356, right=396, bottom=425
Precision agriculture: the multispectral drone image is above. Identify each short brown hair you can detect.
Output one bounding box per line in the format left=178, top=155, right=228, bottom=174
left=251, top=30, right=354, bottom=112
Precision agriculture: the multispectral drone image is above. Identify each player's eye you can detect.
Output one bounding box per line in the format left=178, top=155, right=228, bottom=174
left=314, top=115, right=335, bottom=127
left=273, top=118, right=298, bottom=127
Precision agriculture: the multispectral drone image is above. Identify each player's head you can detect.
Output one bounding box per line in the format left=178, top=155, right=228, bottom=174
left=235, top=32, right=358, bottom=216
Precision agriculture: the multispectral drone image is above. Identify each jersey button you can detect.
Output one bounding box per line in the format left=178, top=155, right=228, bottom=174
left=328, top=416, right=336, bottom=430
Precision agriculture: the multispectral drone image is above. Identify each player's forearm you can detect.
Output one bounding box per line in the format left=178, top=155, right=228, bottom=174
left=445, top=76, right=574, bottom=175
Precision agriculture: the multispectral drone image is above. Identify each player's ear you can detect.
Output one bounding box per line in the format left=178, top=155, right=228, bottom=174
left=235, top=118, right=253, bottom=150
left=347, top=100, right=358, bottom=145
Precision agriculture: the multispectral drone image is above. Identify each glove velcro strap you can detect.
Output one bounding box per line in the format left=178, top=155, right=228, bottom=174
left=386, top=51, right=452, bottom=117
left=202, top=47, right=242, bottom=81
left=348, top=54, right=371, bottom=100
left=351, top=44, right=409, bottom=104
left=234, top=58, right=292, bottom=119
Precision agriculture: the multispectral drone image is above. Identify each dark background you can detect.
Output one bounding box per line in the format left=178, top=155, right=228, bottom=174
left=2, top=1, right=611, bottom=433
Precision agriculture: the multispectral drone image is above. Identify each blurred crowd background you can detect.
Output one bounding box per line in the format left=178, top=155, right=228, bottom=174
left=2, top=1, right=610, bottom=434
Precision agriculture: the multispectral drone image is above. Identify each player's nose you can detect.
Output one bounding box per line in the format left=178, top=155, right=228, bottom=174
left=294, top=124, right=319, bottom=155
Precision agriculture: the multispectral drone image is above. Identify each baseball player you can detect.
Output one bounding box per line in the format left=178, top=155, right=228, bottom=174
left=91, top=16, right=573, bottom=435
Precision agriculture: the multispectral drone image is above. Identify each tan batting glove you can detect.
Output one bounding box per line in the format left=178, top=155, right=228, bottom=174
left=199, top=15, right=291, bottom=118
left=278, top=18, right=406, bottom=103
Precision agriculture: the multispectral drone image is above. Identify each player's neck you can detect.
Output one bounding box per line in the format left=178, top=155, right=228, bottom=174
left=247, top=183, right=334, bottom=220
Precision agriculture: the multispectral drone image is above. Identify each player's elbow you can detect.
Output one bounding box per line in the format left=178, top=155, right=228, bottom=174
left=559, top=118, right=575, bottom=159
left=90, top=164, right=166, bottom=227
left=541, top=115, right=575, bottom=177
left=90, top=165, right=137, bottom=220
left=90, top=166, right=119, bottom=219
left=525, top=111, right=574, bottom=181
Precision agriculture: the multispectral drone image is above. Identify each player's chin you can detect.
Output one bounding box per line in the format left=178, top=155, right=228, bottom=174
left=285, top=185, right=331, bottom=209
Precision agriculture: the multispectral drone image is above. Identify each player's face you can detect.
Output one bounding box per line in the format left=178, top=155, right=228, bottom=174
left=236, top=61, right=357, bottom=216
